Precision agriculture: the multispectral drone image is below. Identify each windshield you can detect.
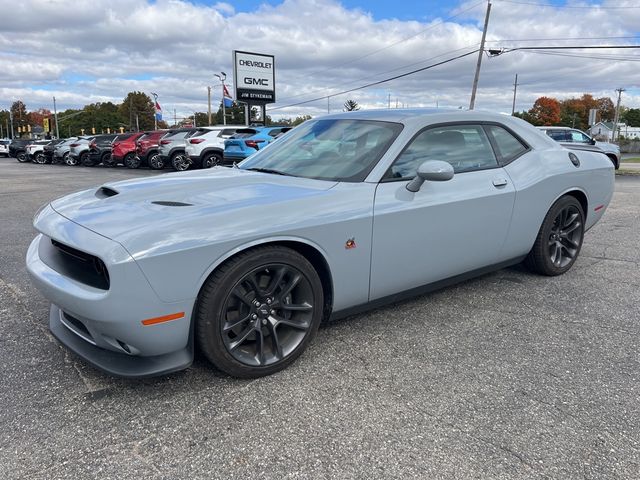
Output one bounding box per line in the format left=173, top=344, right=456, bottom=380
left=239, top=119, right=402, bottom=182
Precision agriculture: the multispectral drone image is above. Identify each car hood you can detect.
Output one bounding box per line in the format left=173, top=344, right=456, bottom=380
left=49, top=167, right=338, bottom=248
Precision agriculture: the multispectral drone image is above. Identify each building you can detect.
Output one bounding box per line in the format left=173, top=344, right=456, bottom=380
left=589, top=121, right=640, bottom=140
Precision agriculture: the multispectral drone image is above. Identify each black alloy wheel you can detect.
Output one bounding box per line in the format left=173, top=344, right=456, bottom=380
left=34, top=152, right=47, bottom=164
left=124, top=153, right=141, bottom=169
left=102, top=153, right=116, bottom=167
left=171, top=153, right=191, bottom=171
left=148, top=153, right=165, bottom=170
left=201, top=152, right=222, bottom=169
left=80, top=152, right=93, bottom=166
left=196, top=246, right=324, bottom=378
left=16, top=151, right=29, bottom=163
left=525, top=196, right=585, bottom=276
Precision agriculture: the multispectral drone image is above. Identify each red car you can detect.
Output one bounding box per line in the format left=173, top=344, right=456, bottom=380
left=107, top=132, right=144, bottom=167
left=131, top=130, right=167, bottom=169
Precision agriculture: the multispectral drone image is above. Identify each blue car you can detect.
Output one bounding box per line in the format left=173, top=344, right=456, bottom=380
left=223, top=126, right=292, bottom=162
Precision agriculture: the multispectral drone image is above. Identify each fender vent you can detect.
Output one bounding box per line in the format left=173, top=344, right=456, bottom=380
left=95, top=186, right=119, bottom=198
left=151, top=201, right=193, bottom=207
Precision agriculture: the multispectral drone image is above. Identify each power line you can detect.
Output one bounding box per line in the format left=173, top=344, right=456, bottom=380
left=494, top=0, right=640, bottom=9
left=486, top=35, right=640, bottom=42
left=524, top=50, right=640, bottom=62
left=268, top=49, right=479, bottom=112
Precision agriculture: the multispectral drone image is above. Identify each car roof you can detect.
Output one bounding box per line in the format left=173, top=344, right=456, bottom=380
left=537, top=126, right=582, bottom=131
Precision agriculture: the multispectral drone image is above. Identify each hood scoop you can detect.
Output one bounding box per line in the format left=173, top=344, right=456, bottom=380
left=151, top=201, right=194, bottom=207
left=95, top=186, right=119, bottom=198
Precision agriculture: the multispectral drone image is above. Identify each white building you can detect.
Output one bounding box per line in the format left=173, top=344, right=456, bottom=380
left=589, top=121, right=640, bottom=140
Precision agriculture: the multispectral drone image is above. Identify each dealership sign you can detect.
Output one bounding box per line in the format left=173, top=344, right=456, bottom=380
left=233, top=50, right=276, bottom=103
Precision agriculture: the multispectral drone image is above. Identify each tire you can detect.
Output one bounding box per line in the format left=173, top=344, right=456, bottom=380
left=124, top=153, right=140, bottom=169
left=80, top=152, right=93, bottom=167
left=196, top=246, right=324, bottom=378
left=16, top=151, right=29, bottom=163
left=102, top=153, right=116, bottom=167
left=148, top=152, right=164, bottom=170
left=171, top=153, right=191, bottom=171
left=525, top=196, right=585, bottom=276
left=34, top=153, right=47, bottom=164
left=607, top=155, right=619, bottom=170
left=201, top=152, right=222, bottom=169
left=64, top=152, right=79, bottom=166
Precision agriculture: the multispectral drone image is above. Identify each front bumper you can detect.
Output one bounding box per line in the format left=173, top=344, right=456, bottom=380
left=26, top=208, right=196, bottom=377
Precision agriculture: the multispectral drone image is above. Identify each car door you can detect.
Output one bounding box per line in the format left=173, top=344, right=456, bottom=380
left=369, top=123, right=516, bottom=300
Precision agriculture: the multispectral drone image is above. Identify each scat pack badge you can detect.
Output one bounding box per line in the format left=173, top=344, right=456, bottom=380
left=345, top=238, right=356, bottom=250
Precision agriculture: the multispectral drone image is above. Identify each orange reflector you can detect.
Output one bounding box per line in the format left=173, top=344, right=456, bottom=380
left=594, top=205, right=604, bottom=212
left=141, top=312, right=185, bottom=326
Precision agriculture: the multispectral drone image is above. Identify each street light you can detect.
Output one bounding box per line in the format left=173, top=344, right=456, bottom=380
left=214, top=72, right=227, bottom=125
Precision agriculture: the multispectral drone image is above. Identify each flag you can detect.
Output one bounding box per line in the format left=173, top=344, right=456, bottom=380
left=155, top=100, right=163, bottom=121
left=223, top=84, right=233, bottom=108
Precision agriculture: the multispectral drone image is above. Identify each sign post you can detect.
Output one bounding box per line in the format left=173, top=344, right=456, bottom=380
left=233, top=51, right=276, bottom=125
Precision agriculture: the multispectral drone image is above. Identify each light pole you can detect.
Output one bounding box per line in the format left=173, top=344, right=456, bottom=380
left=151, top=92, right=159, bottom=130
left=53, top=96, right=60, bottom=139
left=214, top=72, right=227, bottom=125
left=207, top=86, right=212, bottom=125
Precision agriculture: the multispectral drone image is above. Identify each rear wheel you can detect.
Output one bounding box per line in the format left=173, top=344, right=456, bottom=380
left=525, top=196, right=585, bottom=276
left=80, top=152, right=93, bottom=167
left=148, top=152, right=164, bottom=170
left=196, top=246, right=324, bottom=378
left=201, top=152, right=222, bottom=169
left=124, top=153, right=140, bottom=169
left=65, top=153, right=79, bottom=166
left=171, top=153, right=191, bottom=171
left=102, top=153, right=116, bottom=167
left=16, top=151, right=29, bottom=163
left=34, top=153, right=47, bottom=164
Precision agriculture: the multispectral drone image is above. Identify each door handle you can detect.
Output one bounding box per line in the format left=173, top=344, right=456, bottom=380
left=492, top=178, right=508, bottom=187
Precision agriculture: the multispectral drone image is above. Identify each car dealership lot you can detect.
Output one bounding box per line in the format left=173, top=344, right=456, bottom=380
left=1, top=160, right=639, bottom=479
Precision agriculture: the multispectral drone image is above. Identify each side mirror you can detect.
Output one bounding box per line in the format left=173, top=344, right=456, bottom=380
left=589, top=138, right=596, bottom=145
left=406, top=160, right=454, bottom=192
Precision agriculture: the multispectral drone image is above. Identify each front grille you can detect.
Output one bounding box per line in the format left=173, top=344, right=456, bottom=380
left=40, top=238, right=110, bottom=290
left=61, top=312, right=95, bottom=344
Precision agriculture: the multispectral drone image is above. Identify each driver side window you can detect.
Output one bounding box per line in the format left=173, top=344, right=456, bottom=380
left=387, top=124, right=498, bottom=179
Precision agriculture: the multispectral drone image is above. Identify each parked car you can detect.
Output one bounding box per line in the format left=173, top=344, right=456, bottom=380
left=128, top=130, right=166, bottom=169
left=77, top=133, right=118, bottom=167
left=41, top=139, right=66, bottom=164
left=156, top=128, right=195, bottom=171
left=537, top=126, right=621, bottom=169
left=183, top=125, right=245, bottom=170
left=223, top=126, right=292, bottom=163
left=84, top=134, right=119, bottom=167
left=26, top=109, right=614, bottom=379
left=109, top=132, right=144, bottom=167
left=66, top=137, right=95, bottom=166
left=9, top=139, right=31, bottom=162
left=0, top=139, right=10, bottom=157
left=52, top=137, right=80, bottom=165
left=26, top=140, right=54, bottom=163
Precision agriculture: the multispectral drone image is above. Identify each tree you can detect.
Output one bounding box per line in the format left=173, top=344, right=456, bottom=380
left=596, top=97, right=615, bottom=122
left=622, top=108, right=640, bottom=127
left=11, top=101, right=28, bottom=135
left=27, top=108, right=52, bottom=127
left=528, top=97, right=561, bottom=125
left=343, top=99, right=360, bottom=112
left=118, top=92, right=156, bottom=131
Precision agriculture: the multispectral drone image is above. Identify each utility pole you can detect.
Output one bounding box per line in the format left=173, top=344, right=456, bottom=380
left=214, top=72, right=227, bottom=125
left=53, top=96, right=59, bottom=139
left=511, top=73, right=518, bottom=115
left=9, top=109, right=14, bottom=139
left=611, top=88, right=625, bottom=142
left=151, top=92, right=158, bottom=130
left=207, top=86, right=212, bottom=125
left=469, top=0, right=492, bottom=110
left=174, top=108, right=177, bottom=127
left=135, top=114, right=139, bottom=132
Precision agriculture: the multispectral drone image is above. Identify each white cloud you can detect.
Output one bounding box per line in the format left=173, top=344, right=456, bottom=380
left=0, top=0, right=638, bottom=121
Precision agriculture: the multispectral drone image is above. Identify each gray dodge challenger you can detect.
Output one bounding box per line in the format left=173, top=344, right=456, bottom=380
left=26, top=109, right=614, bottom=378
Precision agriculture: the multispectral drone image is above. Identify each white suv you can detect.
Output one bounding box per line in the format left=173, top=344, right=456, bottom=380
left=184, top=126, right=245, bottom=169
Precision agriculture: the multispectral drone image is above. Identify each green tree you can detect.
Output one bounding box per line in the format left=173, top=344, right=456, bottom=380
left=622, top=108, right=640, bottom=127
left=0, top=110, right=10, bottom=137
left=343, top=99, right=360, bottom=111
left=118, top=92, right=156, bottom=131
left=11, top=100, right=28, bottom=136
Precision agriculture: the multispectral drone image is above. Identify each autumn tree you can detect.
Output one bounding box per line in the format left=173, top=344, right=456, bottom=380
left=528, top=97, right=561, bottom=125
left=27, top=108, right=52, bottom=127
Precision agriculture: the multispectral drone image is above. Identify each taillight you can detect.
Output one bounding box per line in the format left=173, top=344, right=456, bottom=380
left=160, top=140, right=171, bottom=145
left=89, top=141, right=97, bottom=148
left=190, top=138, right=206, bottom=144
left=245, top=139, right=265, bottom=150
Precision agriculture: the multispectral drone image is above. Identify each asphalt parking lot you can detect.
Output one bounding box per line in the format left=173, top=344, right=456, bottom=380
left=1, top=160, right=639, bottom=479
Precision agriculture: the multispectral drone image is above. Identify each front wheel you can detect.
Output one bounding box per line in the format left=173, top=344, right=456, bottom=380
left=64, top=153, right=79, bottom=166
left=525, top=196, right=585, bottom=276
left=16, top=152, right=29, bottom=163
left=171, top=153, right=191, bottom=171
left=80, top=152, right=94, bottom=167
left=196, top=246, right=324, bottom=378
left=124, top=153, right=140, bottom=169
left=148, top=153, right=165, bottom=170
left=102, top=153, right=116, bottom=167
left=34, top=153, right=47, bottom=164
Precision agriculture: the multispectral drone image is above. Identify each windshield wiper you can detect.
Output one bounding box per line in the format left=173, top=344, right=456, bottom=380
left=246, top=167, right=293, bottom=176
